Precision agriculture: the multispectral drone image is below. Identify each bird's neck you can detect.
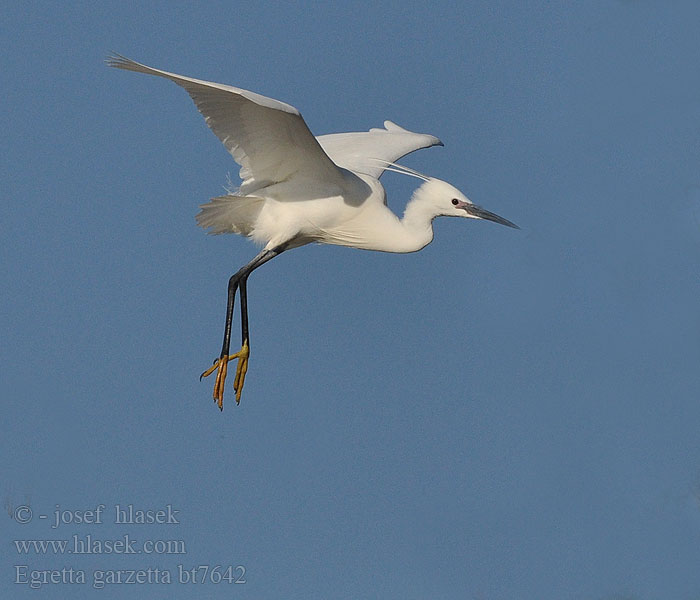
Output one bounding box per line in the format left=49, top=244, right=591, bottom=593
left=398, top=196, right=436, bottom=252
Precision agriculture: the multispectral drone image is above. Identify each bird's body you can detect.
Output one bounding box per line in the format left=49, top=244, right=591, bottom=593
left=108, top=54, right=518, bottom=409
left=201, top=171, right=440, bottom=253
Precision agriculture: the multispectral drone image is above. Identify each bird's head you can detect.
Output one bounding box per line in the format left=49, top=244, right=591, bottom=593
left=416, top=177, right=519, bottom=229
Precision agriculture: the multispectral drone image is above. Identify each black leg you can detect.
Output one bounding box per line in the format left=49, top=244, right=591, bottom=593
left=217, top=249, right=272, bottom=362
left=239, top=275, right=249, bottom=345
left=220, top=273, right=240, bottom=360
left=201, top=245, right=286, bottom=410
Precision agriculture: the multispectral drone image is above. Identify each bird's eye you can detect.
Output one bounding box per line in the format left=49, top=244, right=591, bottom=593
left=451, top=198, right=459, bottom=206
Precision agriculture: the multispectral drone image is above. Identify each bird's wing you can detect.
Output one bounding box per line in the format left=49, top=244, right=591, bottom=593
left=316, top=121, right=442, bottom=180
left=107, top=54, right=345, bottom=194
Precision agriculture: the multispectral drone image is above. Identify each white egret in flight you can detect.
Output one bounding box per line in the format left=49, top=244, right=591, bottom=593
left=107, top=54, right=518, bottom=410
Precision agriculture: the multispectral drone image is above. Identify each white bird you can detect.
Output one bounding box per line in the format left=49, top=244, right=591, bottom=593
left=107, top=54, right=518, bottom=410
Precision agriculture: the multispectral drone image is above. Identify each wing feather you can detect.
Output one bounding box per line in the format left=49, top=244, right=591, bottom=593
left=316, top=121, right=442, bottom=179
left=107, top=54, right=344, bottom=194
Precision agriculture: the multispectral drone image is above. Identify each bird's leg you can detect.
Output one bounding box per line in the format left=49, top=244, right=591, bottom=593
left=230, top=275, right=250, bottom=403
left=200, top=271, right=243, bottom=410
left=200, top=247, right=285, bottom=410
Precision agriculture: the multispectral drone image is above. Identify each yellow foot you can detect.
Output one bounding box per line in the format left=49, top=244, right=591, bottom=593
left=200, top=341, right=250, bottom=410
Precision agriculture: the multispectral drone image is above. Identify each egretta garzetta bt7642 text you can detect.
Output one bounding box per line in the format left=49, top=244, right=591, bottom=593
left=108, top=54, right=519, bottom=410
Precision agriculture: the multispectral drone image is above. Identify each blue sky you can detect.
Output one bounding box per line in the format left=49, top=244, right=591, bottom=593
left=2, top=1, right=700, bottom=598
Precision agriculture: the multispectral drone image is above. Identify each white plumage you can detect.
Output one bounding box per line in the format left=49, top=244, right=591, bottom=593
left=108, top=53, right=518, bottom=408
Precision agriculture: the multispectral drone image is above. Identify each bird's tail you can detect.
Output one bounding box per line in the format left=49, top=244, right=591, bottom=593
left=196, top=194, right=264, bottom=236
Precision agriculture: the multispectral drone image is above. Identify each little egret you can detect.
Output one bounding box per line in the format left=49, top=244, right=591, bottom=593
left=108, top=54, right=518, bottom=410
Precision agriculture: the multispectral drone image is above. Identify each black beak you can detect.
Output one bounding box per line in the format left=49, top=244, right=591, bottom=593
left=464, top=204, right=520, bottom=229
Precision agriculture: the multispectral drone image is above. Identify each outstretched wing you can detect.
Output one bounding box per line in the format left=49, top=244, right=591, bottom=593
left=107, top=54, right=345, bottom=195
left=316, top=121, right=442, bottom=180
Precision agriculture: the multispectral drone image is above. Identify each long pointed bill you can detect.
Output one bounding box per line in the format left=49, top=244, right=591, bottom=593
left=464, top=204, right=520, bottom=229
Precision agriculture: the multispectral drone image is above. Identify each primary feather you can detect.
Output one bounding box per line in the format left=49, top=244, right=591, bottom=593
left=107, top=53, right=344, bottom=195
left=317, top=121, right=442, bottom=179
